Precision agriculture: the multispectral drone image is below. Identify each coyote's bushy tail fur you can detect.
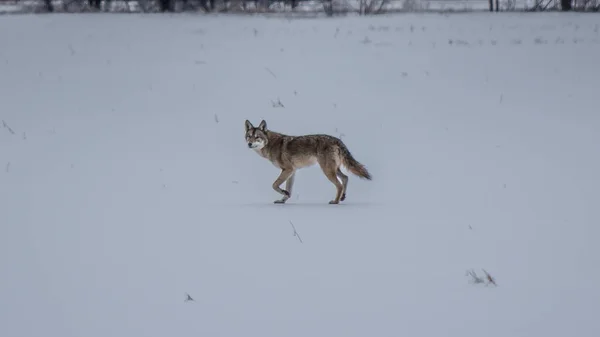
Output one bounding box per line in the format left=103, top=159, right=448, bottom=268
left=339, top=143, right=372, bottom=180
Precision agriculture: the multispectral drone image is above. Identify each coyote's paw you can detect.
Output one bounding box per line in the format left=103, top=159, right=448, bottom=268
left=340, top=193, right=346, bottom=201
left=329, top=200, right=340, bottom=205
left=274, top=190, right=290, bottom=204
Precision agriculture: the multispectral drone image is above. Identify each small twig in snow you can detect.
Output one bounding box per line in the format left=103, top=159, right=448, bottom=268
left=466, top=269, right=497, bottom=287
left=5, top=162, right=10, bottom=173
left=265, top=67, right=277, bottom=79
left=68, top=44, right=76, bottom=56
left=466, top=269, right=485, bottom=284
left=499, top=94, right=504, bottom=104
left=22, top=132, right=26, bottom=140
left=185, top=293, right=195, bottom=302
left=214, top=114, right=219, bottom=124
left=271, top=98, right=284, bottom=108
left=2, top=120, right=15, bottom=134
left=289, top=221, right=303, bottom=243
left=482, top=269, right=497, bottom=286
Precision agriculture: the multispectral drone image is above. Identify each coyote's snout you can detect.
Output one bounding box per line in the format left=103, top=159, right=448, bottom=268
left=244, top=119, right=372, bottom=204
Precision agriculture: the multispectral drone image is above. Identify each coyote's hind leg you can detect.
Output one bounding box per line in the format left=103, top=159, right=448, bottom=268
left=337, top=168, right=348, bottom=201
left=319, top=159, right=343, bottom=204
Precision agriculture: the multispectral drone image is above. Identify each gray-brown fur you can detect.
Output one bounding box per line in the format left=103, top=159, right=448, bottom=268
left=245, top=119, right=372, bottom=204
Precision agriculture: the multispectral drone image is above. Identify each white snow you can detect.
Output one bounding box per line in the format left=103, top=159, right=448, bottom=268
left=1, top=12, right=600, bottom=337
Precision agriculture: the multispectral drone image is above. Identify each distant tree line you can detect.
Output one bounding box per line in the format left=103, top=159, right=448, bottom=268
left=19, top=0, right=600, bottom=14
left=153, top=0, right=303, bottom=12
left=39, top=0, right=324, bottom=13
left=487, top=0, right=575, bottom=11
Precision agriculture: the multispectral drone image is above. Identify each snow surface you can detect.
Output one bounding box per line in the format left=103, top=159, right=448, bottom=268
left=1, top=12, right=600, bottom=337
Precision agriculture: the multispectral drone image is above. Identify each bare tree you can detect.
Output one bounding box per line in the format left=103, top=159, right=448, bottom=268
left=44, top=0, right=54, bottom=11
left=90, top=0, right=101, bottom=10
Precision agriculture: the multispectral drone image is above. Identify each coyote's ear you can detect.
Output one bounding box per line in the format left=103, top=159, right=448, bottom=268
left=245, top=120, right=253, bottom=132
left=258, top=120, right=267, bottom=131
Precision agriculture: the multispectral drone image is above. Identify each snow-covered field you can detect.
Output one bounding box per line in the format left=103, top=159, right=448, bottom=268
left=1, top=12, right=599, bottom=337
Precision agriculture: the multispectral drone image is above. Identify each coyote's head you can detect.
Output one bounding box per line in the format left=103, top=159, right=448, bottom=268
left=245, top=119, right=268, bottom=150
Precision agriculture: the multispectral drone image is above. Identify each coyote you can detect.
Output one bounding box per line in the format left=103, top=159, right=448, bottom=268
left=245, top=119, right=372, bottom=204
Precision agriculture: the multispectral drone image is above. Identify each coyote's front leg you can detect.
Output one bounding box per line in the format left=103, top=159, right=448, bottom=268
left=285, top=172, right=295, bottom=198
left=273, top=168, right=295, bottom=204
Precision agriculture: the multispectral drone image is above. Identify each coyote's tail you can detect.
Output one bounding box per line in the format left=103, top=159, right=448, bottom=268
left=339, top=143, right=372, bottom=180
